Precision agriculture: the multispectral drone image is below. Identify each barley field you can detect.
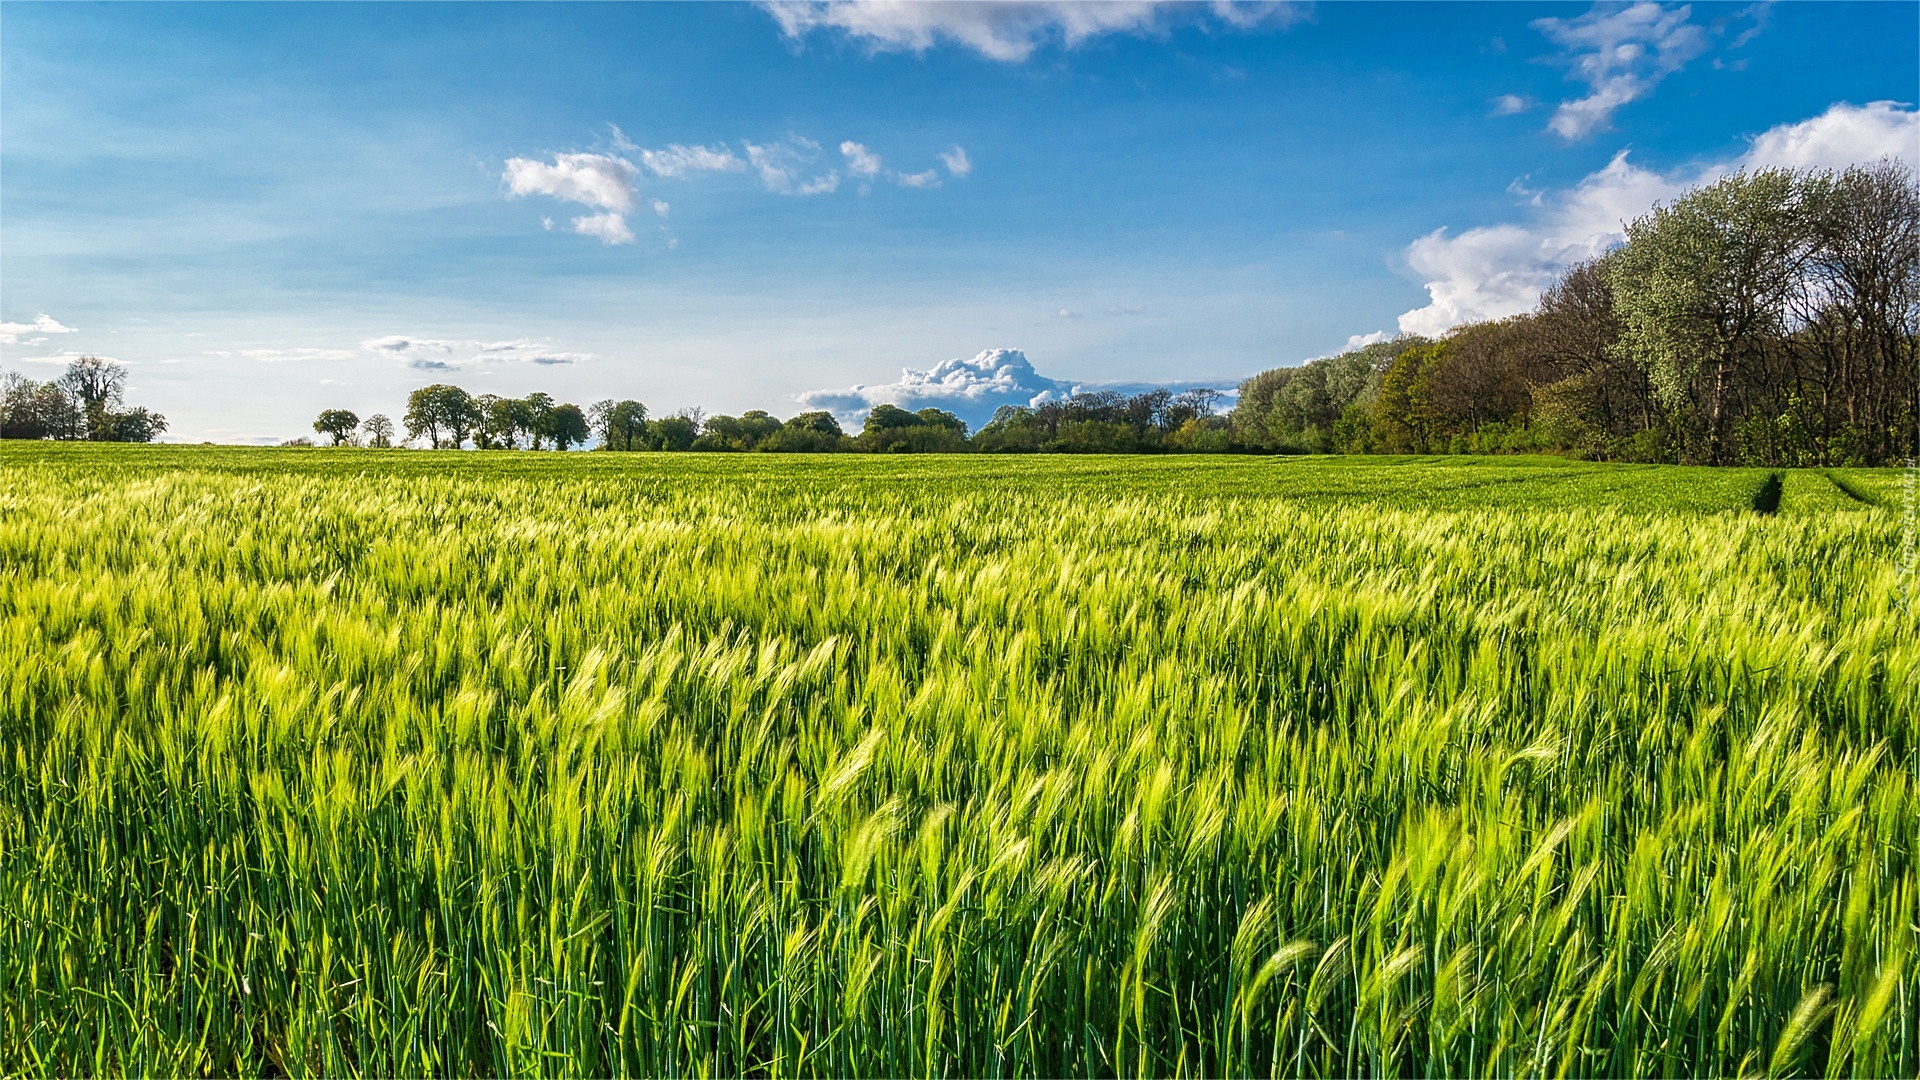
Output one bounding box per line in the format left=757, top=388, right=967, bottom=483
left=2, top=444, right=1915, bottom=1077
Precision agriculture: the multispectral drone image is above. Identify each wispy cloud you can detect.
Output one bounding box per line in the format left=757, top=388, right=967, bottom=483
left=940, top=146, right=973, bottom=177
left=635, top=142, right=746, bottom=178
left=205, top=347, right=359, bottom=363
left=362, top=335, right=592, bottom=371
left=1396, top=100, right=1919, bottom=337
left=744, top=136, right=841, bottom=196
left=1489, top=94, right=1534, bottom=117
left=762, top=1, right=1305, bottom=63
left=0, top=313, right=78, bottom=346
left=1532, top=2, right=1709, bottom=141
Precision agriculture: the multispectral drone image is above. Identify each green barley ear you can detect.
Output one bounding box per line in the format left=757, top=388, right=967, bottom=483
left=1768, top=984, right=1836, bottom=1078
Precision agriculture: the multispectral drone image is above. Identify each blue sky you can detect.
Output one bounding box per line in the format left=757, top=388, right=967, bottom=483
left=2, top=1, right=1915, bottom=441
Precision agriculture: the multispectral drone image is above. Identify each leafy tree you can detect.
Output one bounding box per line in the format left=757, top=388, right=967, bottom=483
left=313, top=409, right=360, bottom=446
left=404, top=384, right=479, bottom=448
left=694, top=410, right=784, bottom=451
left=543, top=403, right=590, bottom=451
left=472, top=395, right=508, bottom=449
left=100, top=408, right=168, bottom=443
left=588, top=399, right=650, bottom=450
left=858, top=404, right=968, bottom=452
left=1803, top=159, right=1920, bottom=462
left=521, top=393, right=556, bottom=449
left=59, top=355, right=127, bottom=438
left=1232, top=338, right=1411, bottom=451
left=1375, top=343, right=1442, bottom=453
left=760, top=410, right=845, bottom=452
left=1610, top=168, right=1816, bottom=463
left=972, top=406, right=1045, bottom=452
left=5, top=357, right=168, bottom=443
left=650, top=411, right=700, bottom=451
left=863, top=404, right=921, bottom=431
left=361, top=414, right=395, bottom=448
left=1, top=371, right=81, bottom=440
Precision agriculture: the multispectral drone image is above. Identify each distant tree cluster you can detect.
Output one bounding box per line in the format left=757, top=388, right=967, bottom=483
left=376, top=384, right=592, bottom=450
left=0, top=356, right=167, bottom=442
left=1234, top=160, right=1920, bottom=466
left=974, top=389, right=1230, bottom=452
left=306, top=386, right=1231, bottom=455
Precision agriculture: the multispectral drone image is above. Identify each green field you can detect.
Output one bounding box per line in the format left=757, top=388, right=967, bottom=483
left=2, top=445, right=1915, bottom=1076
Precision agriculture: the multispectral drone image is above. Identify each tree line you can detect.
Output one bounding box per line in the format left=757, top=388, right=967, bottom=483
left=304, top=383, right=1234, bottom=454
left=0, top=356, right=167, bottom=442
left=1234, top=160, right=1920, bottom=466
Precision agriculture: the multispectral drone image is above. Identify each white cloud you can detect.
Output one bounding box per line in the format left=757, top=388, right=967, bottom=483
left=635, top=143, right=746, bottom=178
left=0, top=313, right=77, bottom=345
left=940, top=146, right=973, bottom=177
left=763, top=1, right=1303, bottom=63
left=797, top=346, right=1236, bottom=428
left=1396, top=101, right=1919, bottom=337
left=651, top=199, right=671, bottom=217
left=745, top=137, right=841, bottom=195
left=362, top=335, right=591, bottom=371
left=205, top=347, right=359, bottom=363
left=1533, top=2, right=1709, bottom=140
left=572, top=212, right=636, bottom=245
left=1489, top=94, right=1533, bottom=117
left=1343, top=331, right=1392, bottom=351
left=9, top=351, right=120, bottom=367
left=840, top=140, right=883, bottom=178
left=895, top=168, right=941, bottom=189
left=1742, top=100, right=1920, bottom=171
left=798, top=347, right=1076, bottom=425
left=503, top=152, right=636, bottom=212
left=504, top=151, right=642, bottom=244
left=796, top=173, right=841, bottom=196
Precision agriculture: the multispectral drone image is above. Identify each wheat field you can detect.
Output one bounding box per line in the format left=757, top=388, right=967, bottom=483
left=1, top=445, right=1914, bottom=1076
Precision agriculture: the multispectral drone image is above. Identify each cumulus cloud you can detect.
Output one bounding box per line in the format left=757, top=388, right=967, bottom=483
left=0, top=313, right=77, bottom=346
left=796, top=346, right=1233, bottom=429
left=798, top=348, right=1075, bottom=426
left=896, top=168, right=942, bottom=189
left=1532, top=2, right=1710, bottom=140
left=1343, top=331, right=1392, bottom=351
left=1742, top=100, right=1920, bottom=170
left=940, top=146, right=972, bottom=177
left=361, top=335, right=592, bottom=371
left=763, top=1, right=1304, bottom=63
left=503, top=151, right=643, bottom=244
left=1396, top=100, right=1920, bottom=337
left=503, top=152, right=636, bottom=212
left=840, top=140, right=883, bottom=178
left=571, top=212, right=635, bottom=245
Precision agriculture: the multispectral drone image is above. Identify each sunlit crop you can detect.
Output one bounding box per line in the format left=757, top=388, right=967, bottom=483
left=1, top=445, right=1912, bottom=1076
